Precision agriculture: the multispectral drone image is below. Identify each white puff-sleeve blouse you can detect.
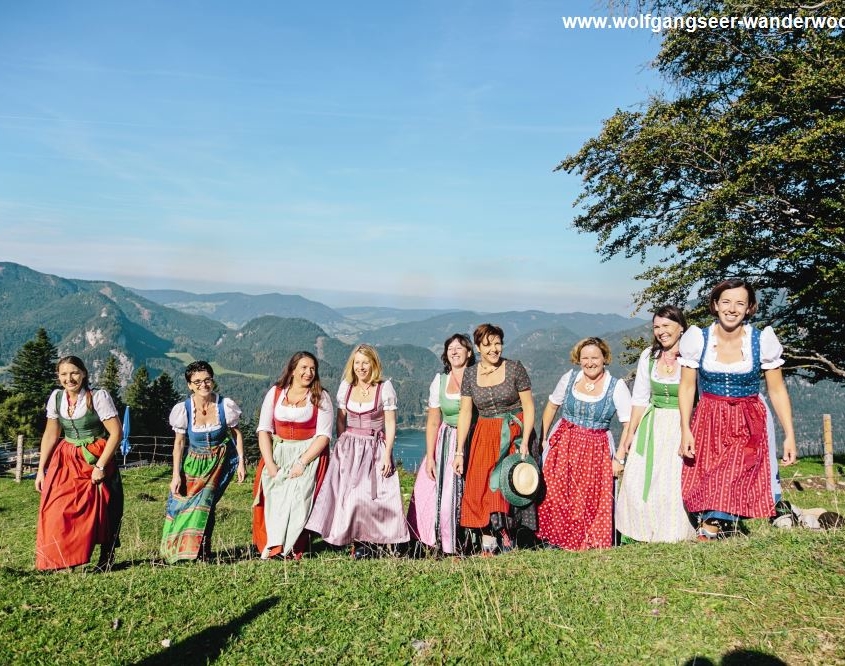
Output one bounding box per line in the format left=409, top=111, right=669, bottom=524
left=169, top=396, right=242, bottom=434
left=256, top=387, right=333, bottom=439
left=337, top=379, right=398, bottom=413
left=549, top=370, right=632, bottom=423
left=46, top=388, right=118, bottom=422
left=428, top=373, right=460, bottom=409
left=678, top=323, right=784, bottom=373
left=630, top=348, right=681, bottom=407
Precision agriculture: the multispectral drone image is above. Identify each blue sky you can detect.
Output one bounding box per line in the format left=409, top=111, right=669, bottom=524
left=1, top=1, right=666, bottom=315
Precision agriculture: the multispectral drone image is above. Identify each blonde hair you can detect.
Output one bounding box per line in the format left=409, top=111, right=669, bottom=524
left=570, top=337, right=612, bottom=364
left=343, top=344, right=384, bottom=385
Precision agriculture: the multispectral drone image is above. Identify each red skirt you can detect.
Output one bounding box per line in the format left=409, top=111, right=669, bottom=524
left=36, top=438, right=119, bottom=570
left=537, top=419, right=613, bottom=550
left=681, top=393, right=774, bottom=518
left=460, top=414, right=520, bottom=528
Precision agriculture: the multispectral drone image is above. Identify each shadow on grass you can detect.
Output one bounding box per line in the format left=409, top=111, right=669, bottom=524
left=208, top=544, right=256, bottom=564
left=131, top=596, right=280, bottom=665
left=684, top=649, right=788, bottom=665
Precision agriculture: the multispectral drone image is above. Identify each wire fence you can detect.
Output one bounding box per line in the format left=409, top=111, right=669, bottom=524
left=1, top=427, right=842, bottom=478
left=0, top=436, right=181, bottom=477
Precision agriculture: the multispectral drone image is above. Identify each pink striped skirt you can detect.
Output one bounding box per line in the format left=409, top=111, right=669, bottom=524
left=305, top=429, right=410, bottom=545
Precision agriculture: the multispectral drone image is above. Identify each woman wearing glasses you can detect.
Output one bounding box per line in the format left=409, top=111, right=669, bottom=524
left=160, top=361, right=246, bottom=563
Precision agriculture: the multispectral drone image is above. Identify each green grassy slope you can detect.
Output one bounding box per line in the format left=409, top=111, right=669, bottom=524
left=0, top=458, right=842, bottom=664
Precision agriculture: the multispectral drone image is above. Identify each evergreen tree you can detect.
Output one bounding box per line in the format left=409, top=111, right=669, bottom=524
left=99, top=354, right=125, bottom=417
left=123, top=366, right=152, bottom=434
left=148, top=372, right=181, bottom=436
left=0, top=393, right=39, bottom=442
left=3, top=328, right=58, bottom=437
left=9, top=328, right=58, bottom=406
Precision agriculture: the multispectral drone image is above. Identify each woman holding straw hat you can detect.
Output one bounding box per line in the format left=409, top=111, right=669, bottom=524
left=453, top=323, right=536, bottom=555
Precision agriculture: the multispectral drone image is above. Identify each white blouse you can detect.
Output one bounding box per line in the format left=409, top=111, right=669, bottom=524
left=256, top=386, right=334, bottom=439
left=169, top=396, right=242, bottom=434
left=630, top=348, right=681, bottom=407
left=678, top=323, right=784, bottom=372
left=337, top=379, right=398, bottom=413
left=549, top=370, right=632, bottom=423
left=46, top=388, right=118, bottom=422
left=428, top=373, right=460, bottom=409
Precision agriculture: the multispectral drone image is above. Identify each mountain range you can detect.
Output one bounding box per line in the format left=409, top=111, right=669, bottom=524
left=1, top=260, right=842, bottom=446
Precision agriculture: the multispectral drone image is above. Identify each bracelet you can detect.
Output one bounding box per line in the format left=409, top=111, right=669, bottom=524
left=94, top=463, right=106, bottom=471
left=613, top=456, right=626, bottom=466
left=295, top=458, right=307, bottom=468
left=454, top=452, right=464, bottom=457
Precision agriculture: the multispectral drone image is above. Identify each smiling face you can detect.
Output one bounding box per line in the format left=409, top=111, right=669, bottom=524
left=652, top=315, right=684, bottom=351
left=291, top=357, right=316, bottom=389
left=713, top=286, right=752, bottom=332
left=57, top=361, right=86, bottom=396
left=446, top=339, right=471, bottom=370
left=353, top=352, right=372, bottom=384
left=477, top=335, right=503, bottom=367
left=579, top=344, right=606, bottom=380
left=188, top=370, right=215, bottom=397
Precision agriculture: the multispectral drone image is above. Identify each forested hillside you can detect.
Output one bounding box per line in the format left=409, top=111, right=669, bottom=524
left=2, top=261, right=842, bottom=448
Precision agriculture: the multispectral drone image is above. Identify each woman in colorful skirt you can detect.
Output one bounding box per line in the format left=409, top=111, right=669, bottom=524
left=35, top=355, right=123, bottom=571
left=161, top=361, right=245, bottom=563
left=679, top=278, right=797, bottom=540
left=407, top=334, right=475, bottom=555
left=252, top=351, right=332, bottom=560
left=536, top=338, right=631, bottom=550
left=305, top=344, right=409, bottom=559
left=453, top=323, right=535, bottom=555
left=615, top=306, right=696, bottom=543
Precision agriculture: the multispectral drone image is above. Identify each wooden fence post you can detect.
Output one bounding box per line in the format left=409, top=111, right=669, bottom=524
left=14, top=434, right=24, bottom=483
left=823, top=414, right=835, bottom=491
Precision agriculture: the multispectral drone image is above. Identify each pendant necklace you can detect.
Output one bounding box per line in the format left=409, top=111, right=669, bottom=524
left=584, top=371, right=604, bottom=393
left=661, top=350, right=679, bottom=374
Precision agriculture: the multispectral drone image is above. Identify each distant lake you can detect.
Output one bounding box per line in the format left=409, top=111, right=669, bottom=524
left=394, top=429, right=426, bottom=472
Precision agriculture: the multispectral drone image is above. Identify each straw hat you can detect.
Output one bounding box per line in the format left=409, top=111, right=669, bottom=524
left=498, top=453, right=540, bottom=507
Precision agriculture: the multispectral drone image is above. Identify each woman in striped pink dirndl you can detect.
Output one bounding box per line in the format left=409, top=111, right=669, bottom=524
left=305, top=344, right=409, bottom=558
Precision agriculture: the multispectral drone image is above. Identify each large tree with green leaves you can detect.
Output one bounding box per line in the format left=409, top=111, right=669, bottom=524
left=559, top=0, right=845, bottom=380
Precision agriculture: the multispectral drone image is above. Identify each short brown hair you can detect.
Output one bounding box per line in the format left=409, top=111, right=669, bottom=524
left=473, top=323, right=504, bottom=347
left=570, top=337, right=612, bottom=364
